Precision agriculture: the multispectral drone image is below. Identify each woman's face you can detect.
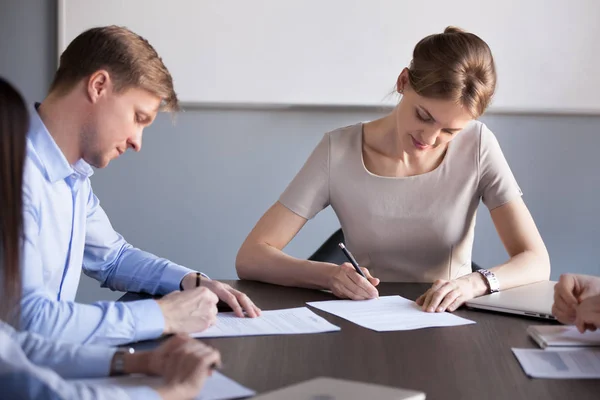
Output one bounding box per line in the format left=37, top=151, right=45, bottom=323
left=394, top=70, right=474, bottom=156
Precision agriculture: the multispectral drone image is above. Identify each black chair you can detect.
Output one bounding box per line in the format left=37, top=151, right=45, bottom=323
left=308, top=228, right=348, bottom=265
left=309, top=228, right=484, bottom=272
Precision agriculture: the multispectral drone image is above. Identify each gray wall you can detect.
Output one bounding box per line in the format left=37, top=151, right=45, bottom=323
left=2, top=0, right=599, bottom=304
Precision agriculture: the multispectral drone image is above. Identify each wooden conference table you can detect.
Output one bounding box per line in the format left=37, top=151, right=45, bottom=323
left=119, top=281, right=600, bottom=400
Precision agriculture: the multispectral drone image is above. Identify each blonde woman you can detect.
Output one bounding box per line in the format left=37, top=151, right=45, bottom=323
left=237, top=27, right=550, bottom=313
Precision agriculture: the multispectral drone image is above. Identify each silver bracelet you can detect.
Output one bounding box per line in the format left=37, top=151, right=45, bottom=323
left=476, top=269, right=500, bottom=294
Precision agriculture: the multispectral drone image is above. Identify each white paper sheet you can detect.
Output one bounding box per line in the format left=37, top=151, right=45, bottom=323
left=512, top=348, right=600, bottom=379
left=527, top=325, right=600, bottom=348
left=73, top=371, right=255, bottom=400
left=306, top=295, right=475, bottom=331
left=191, top=307, right=340, bottom=338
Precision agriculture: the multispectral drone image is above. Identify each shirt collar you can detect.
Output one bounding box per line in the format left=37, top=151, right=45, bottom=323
left=28, top=103, right=94, bottom=183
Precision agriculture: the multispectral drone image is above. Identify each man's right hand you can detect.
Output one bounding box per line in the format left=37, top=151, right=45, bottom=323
left=552, top=274, right=600, bottom=325
left=328, top=263, right=380, bottom=300
left=156, top=287, right=219, bottom=334
left=146, top=334, right=221, bottom=400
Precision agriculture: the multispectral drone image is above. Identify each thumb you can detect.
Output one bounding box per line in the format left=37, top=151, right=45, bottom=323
left=361, top=268, right=380, bottom=286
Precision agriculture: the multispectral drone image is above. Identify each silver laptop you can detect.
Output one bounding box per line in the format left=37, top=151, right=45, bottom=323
left=465, top=280, right=556, bottom=320
left=251, top=377, right=425, bottom=400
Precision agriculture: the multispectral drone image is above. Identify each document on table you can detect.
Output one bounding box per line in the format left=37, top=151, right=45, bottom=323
left=527, top=325, right=600, bottom=348
left=512, top=348, right=600, bottom=379
left=191, top=307, right=340, bottom=338
left=306, top=295, right=475, bottom=331
left=72, top=371, right=255, bottom=400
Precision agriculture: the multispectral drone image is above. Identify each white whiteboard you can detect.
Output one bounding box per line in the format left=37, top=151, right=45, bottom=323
left=58, top=0, right=600, bottom=114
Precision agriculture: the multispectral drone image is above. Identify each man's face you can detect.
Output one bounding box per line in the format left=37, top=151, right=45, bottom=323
left=82, top=83, right=160, bottom=168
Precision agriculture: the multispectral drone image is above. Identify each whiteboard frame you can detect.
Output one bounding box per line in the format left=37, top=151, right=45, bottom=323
left=56, top=0, right=600, bottom=116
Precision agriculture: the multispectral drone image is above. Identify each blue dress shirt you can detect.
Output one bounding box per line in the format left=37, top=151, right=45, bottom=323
left=0, top=321, right=160, bottom=399
left=20, top=107, right=196, bottom=345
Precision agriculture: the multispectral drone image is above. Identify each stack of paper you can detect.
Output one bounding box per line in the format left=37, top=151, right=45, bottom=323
left=307, top=295, right=475, bottom=331
left=513, top=325, right=600, bottom=378
left=527, top=325, right=600, bottom=348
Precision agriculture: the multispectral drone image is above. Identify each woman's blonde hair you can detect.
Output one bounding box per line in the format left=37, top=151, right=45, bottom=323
left=407, top=26, right=496, bottom=118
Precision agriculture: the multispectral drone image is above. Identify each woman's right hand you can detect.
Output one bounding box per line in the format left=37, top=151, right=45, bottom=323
left=151, top=334, right=221, bottom=400
left=328, top=263, right=380, bottom=300
left=552, top=274, right=600, bottom=324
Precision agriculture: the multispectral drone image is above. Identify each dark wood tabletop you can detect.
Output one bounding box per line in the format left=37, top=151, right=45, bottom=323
left=119, top=280, right=600, bottom=400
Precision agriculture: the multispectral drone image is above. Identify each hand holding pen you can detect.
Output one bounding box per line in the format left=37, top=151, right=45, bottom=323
left=325, top=242, right=380, bottom=300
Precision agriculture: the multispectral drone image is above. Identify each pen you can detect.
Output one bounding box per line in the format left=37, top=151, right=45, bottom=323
left=338, top=243, right=367, bottom=279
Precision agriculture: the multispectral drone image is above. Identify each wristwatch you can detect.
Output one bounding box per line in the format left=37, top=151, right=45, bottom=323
left=109, top=347, right=135, bottom=376
left=476, top=269, right=500, bottom=294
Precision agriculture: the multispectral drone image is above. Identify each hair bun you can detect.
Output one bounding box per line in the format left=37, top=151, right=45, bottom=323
left=444, top=26, right=465, bottom=34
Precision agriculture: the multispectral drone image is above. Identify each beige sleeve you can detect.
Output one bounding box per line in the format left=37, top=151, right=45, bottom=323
left=278, top=133, right=330, bottom=219
left=478, top=124, right=523, bottom=210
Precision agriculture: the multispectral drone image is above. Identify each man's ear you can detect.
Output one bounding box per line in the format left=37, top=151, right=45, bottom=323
left=86, top=70, right=111, bottom=103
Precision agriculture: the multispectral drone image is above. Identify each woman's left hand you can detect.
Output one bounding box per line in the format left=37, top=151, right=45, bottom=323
left=416, top=277, right=480, bottom=313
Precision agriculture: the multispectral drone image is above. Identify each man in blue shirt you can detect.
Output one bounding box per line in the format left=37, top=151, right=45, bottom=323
left=20, top=26, right=261, bottom=346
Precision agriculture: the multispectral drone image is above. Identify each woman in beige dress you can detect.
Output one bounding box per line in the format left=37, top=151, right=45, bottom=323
left=236, top=27, right=550, bottom=314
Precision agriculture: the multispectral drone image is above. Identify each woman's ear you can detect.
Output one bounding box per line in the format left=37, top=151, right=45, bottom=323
left=397, top=68, right=410, bottom=94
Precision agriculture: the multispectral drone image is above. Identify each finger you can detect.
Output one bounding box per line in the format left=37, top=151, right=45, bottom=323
left=334, top=279, right=369, bottom=300
left=576, top=320, right=586, bottom=334
left=188, top=342, right=215, bottom=361
left=422, top=280, right=447, bottom=310
left=208, top=311, right=217, bottom=327
left=233, top=291, right=258, bottom=318
left=436, top=290, right=461, bottom=312
left=422, top=281, right=447, bottom=311
left=200, top=349, right=223, bottom=371
left=425, top=283, right=454, bottom=312
left=220, top=291, right=244, bottom=318
left=552, top=303, right=576, bottom=324
left=575, top=312, right=587, bottom=333
left=557, top=289, right=578, bottom=308
left=553, top=301, right=576, bottom=322
left=345, top=269, right=378, bottom=299
left=422, top=289, right=436, bottom=311
left=415, top=292, right=427, bottom=306
left=552, top=295, right=573, bottom=316
left=447, top=295, right=466, bottom=312
left=340, top=264, right=376, bottom=297
left=199, top=287, right=219, bottom=303
left=252, top=304, right=262, bottom=316
left=188, top=342, right=221, bottom=368
left=557, top=275, right=579, bottom=305
left=361, top=268, right=380, bottom=286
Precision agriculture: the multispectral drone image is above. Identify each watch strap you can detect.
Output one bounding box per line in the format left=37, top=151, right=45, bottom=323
left=476, top=269, right=500, bottom=294
left=110, top=347, right=135, bottom=376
